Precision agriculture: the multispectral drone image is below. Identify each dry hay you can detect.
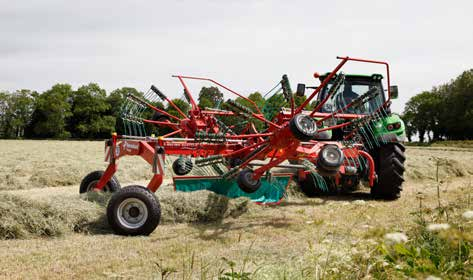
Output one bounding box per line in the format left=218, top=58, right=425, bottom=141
left=404, top=155, right=470, bottom=181
left=0, top=188, right=250, bottom=240
left=0, top=193, right=104, bottom=239
left=158, top=190, right=250, bottom=224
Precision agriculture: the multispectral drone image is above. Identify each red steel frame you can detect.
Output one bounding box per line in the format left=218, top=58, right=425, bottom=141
left=94, top=56, right=392, bottom=196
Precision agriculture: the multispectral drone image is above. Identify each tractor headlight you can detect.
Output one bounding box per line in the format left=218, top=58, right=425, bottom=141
left=387, top=122, right=401, bottom=131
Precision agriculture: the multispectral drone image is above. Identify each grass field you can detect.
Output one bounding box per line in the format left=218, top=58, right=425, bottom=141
left=0, top=140, right=472, bottom=279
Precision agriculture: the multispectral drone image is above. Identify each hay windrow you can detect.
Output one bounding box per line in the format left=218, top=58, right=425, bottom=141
left=158, top=190, right=250, bottom=224
left=0, top=193, right=104, bottom=239
left=0, top=189, right=251, bottom=239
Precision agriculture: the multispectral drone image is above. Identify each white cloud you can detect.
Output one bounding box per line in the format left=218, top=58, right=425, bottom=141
left=0, top=0, right=472, bottom=113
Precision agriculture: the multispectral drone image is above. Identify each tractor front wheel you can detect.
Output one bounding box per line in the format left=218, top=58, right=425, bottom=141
left=79, top=170, right=120, bottom=193
left=370, top=143, right=406, bottom=200
left=107, top=185, right=161, bottom=236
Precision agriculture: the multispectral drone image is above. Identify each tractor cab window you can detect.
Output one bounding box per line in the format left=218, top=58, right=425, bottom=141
left=318, top=77, right=384, bottom=115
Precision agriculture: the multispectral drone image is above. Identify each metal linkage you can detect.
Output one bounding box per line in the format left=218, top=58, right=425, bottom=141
left=223, top=99, right=254, bottom=118
left=195, top=155, right=225, bottom=167
left=281, top=74, right=293, bottom=103
left=221, top=166, right=240, bottom=180
left=194, top=131, right=226, bottom=143
left=213, top=117, right=235, bottom=135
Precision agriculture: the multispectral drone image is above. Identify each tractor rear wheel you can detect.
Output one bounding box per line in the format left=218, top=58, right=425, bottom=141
left=237, top=169, right=261, bottom=193
left=107, top=185, right=161, bottom=236
left=79, top=170, right=120, bottom=193
left=370, top=143, right=405, bottom=200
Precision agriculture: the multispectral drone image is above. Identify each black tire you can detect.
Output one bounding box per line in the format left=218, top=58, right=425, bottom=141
left=370, top=143, right=405, bottom=200
left=237, top=169, right=261, bottom=193
left=289, top=114, right=318, bottom=141
left=298, top=173, right=335, bottom=197
left=79, top=170, right=120, bottom=193
left=317, top=144, right=344, bottom=171
left=107, top=185, right=161, bottom=236
left=172, top=157, right=193, bottom=175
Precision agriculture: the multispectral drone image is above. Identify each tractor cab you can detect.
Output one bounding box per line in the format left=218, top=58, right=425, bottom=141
left=316, top=73, right=386, bottom=115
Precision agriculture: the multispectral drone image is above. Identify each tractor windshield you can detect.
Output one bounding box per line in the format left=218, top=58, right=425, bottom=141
left=318, top=76, right=385, bottom=115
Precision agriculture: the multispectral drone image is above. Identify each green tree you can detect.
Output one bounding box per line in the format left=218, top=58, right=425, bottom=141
left=68, top=83, right=115, bottom=138
left=403, top=68, right=473, bottom=142
left=440, top=69, right=473, bottom=139
left=2, top=90, right=35, bottom=138
left=198, top=86, right=223, bottom=109
left=28, top=84, right=72, bottom=138
left=107, top=87, right=142, bottom=118
left=167, top=98, right=190, bottom=119
left=229, top=92, right=266, bottom=132
left=403, top=92, right=434, bottom=143
left=0, top=91, right=9, bottom=138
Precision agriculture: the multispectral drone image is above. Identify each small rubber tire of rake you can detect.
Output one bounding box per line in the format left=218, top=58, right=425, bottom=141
left=107, top=185, right=161, bottom=236
left=289, top=114, right=318, bottom=141
left=237, top=169, right=261, bottom=193
left=79, top=170, right=121, bottom=193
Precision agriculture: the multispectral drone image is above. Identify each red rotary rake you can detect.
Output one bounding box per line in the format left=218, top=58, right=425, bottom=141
left=80, top=56, right=400, bottom=235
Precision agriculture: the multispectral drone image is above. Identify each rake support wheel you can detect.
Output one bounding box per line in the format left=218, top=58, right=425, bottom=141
left=237, top=169, right=261, bottom=193
left=79, top=170, right=120, bottom=193
left=107, top=185, right=161, bottom=236
left=289, top=114, right=318, bottom=141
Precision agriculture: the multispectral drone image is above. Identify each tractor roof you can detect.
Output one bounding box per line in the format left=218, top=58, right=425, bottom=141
left=319, top=73, right=384, bottom=81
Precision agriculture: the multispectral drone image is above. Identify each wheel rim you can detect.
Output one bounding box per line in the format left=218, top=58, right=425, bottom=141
left=297, top=115, right=317, bottom=134
left=244, top=172, right=257, bottom=185
left=116, top=198, right=148, bottom=229
left=322, top=148, right=341, bottom=165
left=86, top=180, right=110, bottom=192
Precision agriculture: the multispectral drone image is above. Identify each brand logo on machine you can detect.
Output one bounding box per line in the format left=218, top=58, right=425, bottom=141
left=123, top=141, right=139, bottom=151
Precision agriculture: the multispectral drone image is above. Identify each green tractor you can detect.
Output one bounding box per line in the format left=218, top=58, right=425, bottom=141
left=295, top=72, right=406, bottom=199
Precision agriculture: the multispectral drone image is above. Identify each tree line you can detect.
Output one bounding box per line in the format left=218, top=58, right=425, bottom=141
left=0, top=83, right=313, bottom=139
left=3, top=70, right=469, bottom=142
left=402, top=69, right=473, bottom=142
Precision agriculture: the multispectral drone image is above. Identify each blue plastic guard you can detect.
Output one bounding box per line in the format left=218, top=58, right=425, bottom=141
left=173, top=174, right=292, bottom=203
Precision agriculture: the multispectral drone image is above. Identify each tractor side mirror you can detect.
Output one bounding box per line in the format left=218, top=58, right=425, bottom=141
left=389, top=85, right=399, bottom=99
left=296, top=83, right=306, bottom=97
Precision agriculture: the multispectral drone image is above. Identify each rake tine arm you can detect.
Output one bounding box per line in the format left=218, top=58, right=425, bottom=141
left=162, top=129, right=183, bottom=138
left=127, top=94, right=182, bottom=122
left=150, top=85, right=188, bottom=119
left=223, top=140, right=270, bottom=158
left=234, top=144, right=271, bottom=171
left=315, top=87, right=380, bottom=125
left=296, top=57, right=349, bottom=115
left=175, top=76, right=199, bottom=111
left=317, top=119, right=356, bottom=132
left=226, top=132, right=273, bottom=139
left=142, top=119, right=180, bottom=127
left=172, top=75, right=263, bottom=115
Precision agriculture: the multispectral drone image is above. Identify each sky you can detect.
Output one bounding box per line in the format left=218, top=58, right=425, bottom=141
left=1, top=0, right=472, bottom=113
